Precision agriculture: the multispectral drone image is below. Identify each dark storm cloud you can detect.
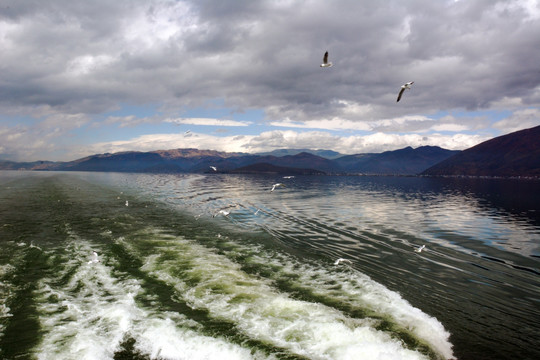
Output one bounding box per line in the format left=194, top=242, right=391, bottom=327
left=0, top=0, right=539, bottom=122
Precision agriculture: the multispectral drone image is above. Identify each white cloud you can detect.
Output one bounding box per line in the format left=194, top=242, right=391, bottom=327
left=493, top=108, right=540, bottom=133
left=270, top=118, right=371, bottom=131
left=65, top=54, right=116, bottom=77
left=104, top=115, right=159, bottom=128
left=165, top=117, right=251, bottom=127
left=430, top=123, right=469, bottom=132
left=263, top=130, right=488, bottom=154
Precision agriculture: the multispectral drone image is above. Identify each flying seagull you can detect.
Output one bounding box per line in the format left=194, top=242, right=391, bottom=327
left=397, top=81, right=414, bottom=102
left=88, top=251, right=100, bottom=264
left=213, top=203, right=244, bottom=217
left=271, top=183, right=286, bottom=192
left=210, top=166, right=217, bottom=172
left=213, top=210, right=230, bottom=217
left=283, top=176, right=295, bottom=179
left=334, top=258, right=352, bottom=265
left=320, top=51, right=333, bottom=67
left=414, top=245, right=426, bottom=253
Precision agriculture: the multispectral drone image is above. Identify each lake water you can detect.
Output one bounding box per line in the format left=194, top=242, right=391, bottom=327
left=0, top=171, right=539, bottom=360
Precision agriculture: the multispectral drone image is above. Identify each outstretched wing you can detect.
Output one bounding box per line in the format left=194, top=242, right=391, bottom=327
left=323, top=51, right=329, bottom=64
left=397, top=87, right=405, bottom=102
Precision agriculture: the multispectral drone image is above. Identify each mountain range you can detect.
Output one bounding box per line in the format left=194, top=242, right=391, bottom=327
left=0, top=146, right=459, bottom=175
left=1, top=125, right=539, bottom=177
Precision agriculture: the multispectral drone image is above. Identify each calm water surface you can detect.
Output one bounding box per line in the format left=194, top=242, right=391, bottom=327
left=0, top=171, right=538, bottom=360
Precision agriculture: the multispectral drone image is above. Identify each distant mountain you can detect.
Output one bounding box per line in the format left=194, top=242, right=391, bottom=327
left=256, top=149, right=343, bottom=159
left=334, top=146, right=460, bottom=175
left=422, top=125, right=540, bottom=177
left=1, top=145, right=468, bottom=176
left=0, top=160, right=61, bottom=171
left=60, top=148, right=246, bottom=173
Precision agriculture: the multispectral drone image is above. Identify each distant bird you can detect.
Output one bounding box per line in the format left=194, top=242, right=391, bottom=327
left=414, top=245, right=426, bottom=253
left=254, top=208, right=261, bottom=215
left=397, top=81, right=414, bottom=102
left=184, top=130, right=191, bottom=136
left=283, top=176, right=295, bottom=179
left=213, top=209, right=230, bottom=217
left=210, top=166, right=217, bottom=172
left=271, top=183, right=286, bottom=192
left=213, top=203, right=244, bottom=217
left=320, top=51, right=333, bottom=67
left=334, top=258, right=352, bottom=265
left=125, top=200, right=129, bottom=207
left=88, top=251, right=100, bottom=264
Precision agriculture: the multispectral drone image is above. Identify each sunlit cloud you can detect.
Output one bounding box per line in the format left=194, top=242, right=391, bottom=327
left=165, top=118, right=252, bottom=127
left=493, top=108, right=540, bottom=133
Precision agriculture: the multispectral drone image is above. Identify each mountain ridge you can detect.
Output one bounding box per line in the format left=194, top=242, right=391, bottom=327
left=0, top=146, right=460, bottom=175
left=422, top=125, right=540, bottom=177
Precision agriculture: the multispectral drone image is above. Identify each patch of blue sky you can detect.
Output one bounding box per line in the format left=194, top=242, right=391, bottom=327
left=0, top=114, right=37, bottom=127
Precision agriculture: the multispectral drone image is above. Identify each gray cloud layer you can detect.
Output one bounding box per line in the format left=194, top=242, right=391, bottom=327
left=1, top=0, right=539, bottom=160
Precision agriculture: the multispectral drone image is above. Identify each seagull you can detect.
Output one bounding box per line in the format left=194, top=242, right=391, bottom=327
left=320, top=51, right=333, bottom=67
left=334, top=258, right=352, bottom=265
left=88, top=251, right=100, bottom=264
left=397, top=81, right=414, bottom=102
left=414, top=245, right=426, bottom=253
left=125, top=200, right=129, bottom=207
left=210, top=166, right=217, bottom=172
left=185, top=130, right=191, bottom=135
left=283, top=176, right=295, bottom=179
left=271, top=183, right=286, bottom=192
left=213, top=203, right=244, bottom=217
left=213, top=209, right=230, bottom=217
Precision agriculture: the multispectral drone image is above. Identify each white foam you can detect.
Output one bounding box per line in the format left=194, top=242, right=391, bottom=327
left=262, top=254, right=455, bottom=359
left=34, top=237, right=269, bottom=360
left=130, top=228, right=437, bottom=360
left=194, top=235, right=455, bottom=359
left=0, top=264, right=16, bottom=338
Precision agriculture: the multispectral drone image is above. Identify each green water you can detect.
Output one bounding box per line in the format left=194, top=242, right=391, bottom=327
left=1, top=172, right=539, bottom=360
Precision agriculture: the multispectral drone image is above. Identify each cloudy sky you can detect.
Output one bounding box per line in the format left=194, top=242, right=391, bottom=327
left=1, top=0, right=539, bottom=161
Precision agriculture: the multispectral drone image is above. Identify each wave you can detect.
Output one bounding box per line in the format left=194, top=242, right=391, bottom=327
left=33, top=234, right=271, bottom=360
left=118, top=227, right=454, bottom=360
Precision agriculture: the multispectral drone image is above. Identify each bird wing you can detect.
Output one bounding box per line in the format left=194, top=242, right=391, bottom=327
left=323, top=51, right=328, bottom=64
left=397, top=87, right=405, bottom=102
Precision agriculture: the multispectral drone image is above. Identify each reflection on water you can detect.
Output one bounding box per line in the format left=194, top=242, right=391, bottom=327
left=0, top=171, right=539, bottom=360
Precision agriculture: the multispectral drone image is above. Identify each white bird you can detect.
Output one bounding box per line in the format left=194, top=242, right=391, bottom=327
left=283, top=176, right=295, bottom=179
left=125, top=200, right=129, bottom=206
left=334, top=258, right=352, bottom=265
left=210, top=166, right=217, bottom=172
left=88, top=251, right=100, bottom=264
left=320, top=51, right=333, bottom=67
left=213, top=209, right=230, bottom=217
left=414, top=245, right=426, bottom=253
left=271, top=183, right=286, bottom=192
left=397, top=81, right=414, bottom=102
left=212, top=203, right=243, bottom=217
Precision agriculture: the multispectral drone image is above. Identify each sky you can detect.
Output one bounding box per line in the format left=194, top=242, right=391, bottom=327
left=1, top=0, right=540, bottom=162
